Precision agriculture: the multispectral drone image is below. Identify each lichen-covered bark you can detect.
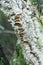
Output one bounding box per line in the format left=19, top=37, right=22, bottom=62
left=0, top=0, right=43, bottom=65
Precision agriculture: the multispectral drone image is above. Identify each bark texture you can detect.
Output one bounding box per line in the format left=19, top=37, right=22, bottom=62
left=0, top=0, right=43, bottom=65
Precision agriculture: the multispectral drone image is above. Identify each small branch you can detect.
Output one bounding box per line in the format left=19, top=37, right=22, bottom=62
left=0, top=30, right=16, bottom=34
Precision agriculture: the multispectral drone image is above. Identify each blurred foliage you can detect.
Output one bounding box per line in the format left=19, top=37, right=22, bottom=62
left=11, top=44, right=28, bottom=65
left=0, top=58, right=4, bottom=65
left=0, top=10, right=18, bottom=65
left=0, top=10, right=14, bottom=31
left=24, top=0, right=27, bottom=2
left=0, top=33, right=18, bottom=60
left=30, top=0, right=43, bottom=4
left=30, top=0, right=43, bottom=14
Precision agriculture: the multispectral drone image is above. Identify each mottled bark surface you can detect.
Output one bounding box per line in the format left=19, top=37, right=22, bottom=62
left=0, top=0, right=43, bottom=65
